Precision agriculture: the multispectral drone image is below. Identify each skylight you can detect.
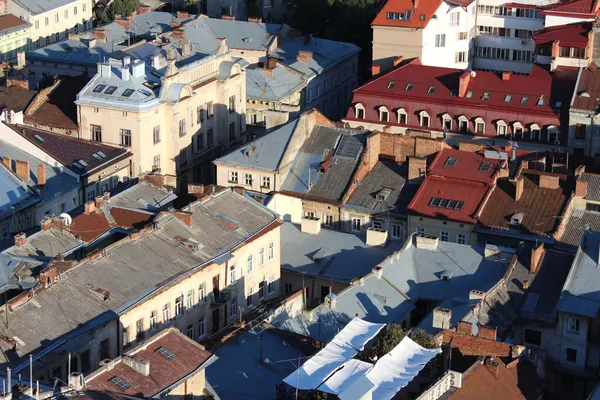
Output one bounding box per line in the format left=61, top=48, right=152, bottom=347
left=479, top=162, right=492, bottom=172
left=34, top=134, right=44, bottom=142
left=97, top=151, right=107, bottom=158
left=157, top=347, right=177, bottom=360
left=386, top=12, right=404, bottom=20
left=504, top=95, right=511, bottom=103
left=92, top=153, right=102, bottom=160
left=521, top=96, right=528, bottom=105
left=73, top=162, right=83, bottom=169
left=537, top=97, right=545, bottom=106
left=466, top=91, right=473, bottom=98
left=420, top=14, right=425, bottom=20
left=376, top=188, right=392, bottom=201
left=93, top=84, right=106, bottom=93
left=78, top=159, right=88, bottom=167
left=139, top=89, right=153, bottom=97
left=430, top=197, right=464, bottom=210
left=143, top=81, right=160, bottom=89
left=122, top=89, right=134, bottom=97
left=387, top=82, right=396, bottom=90
left=482, top=92, right=490, bottom=101
left=450, top=90, right=457, bottom=97
left=427, top=86, right=436, bottom=94
left=445, top=157, right=458, bottom=167
left=110, top=376, right=131, bottom=390
left=405, top=83, right=413, bottom=92
left=105, top=86, right=117, bottom=95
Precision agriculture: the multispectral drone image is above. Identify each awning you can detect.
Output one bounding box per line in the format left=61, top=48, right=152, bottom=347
left=319, top=359, right=373, bottom=395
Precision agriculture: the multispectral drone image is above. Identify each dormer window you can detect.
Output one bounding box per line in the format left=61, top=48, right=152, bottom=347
left=475, top=117, right=485, bottom=134
left=397, top=108, right=407, bottom=124
left=379, top=106, right=390, bottom=122
left=376, top=188, right=392, bottom=202
left=537, top=97, right=545, bottom=106
left=405, top=83, right=413, bottom=92
left=355, top=103, right=365, bottom=119
left=387, top=81, right=395, bottom=89
left=442, top=113, right=452, bottom=130
left=510, top=212, right=524, bottom=225
left=419, top=111, right=430, bottom=127
left=428, top=86, right=436, bottom=94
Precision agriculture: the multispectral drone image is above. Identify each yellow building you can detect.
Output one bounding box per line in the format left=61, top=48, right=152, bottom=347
left=76, top=38, right=246, bottom=187
left=8, top=0, right=93, bottom=48
left=0, top=14, right=30, bottom=61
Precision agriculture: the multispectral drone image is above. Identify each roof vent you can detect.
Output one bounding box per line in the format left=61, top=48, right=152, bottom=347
left=312, top=248, right=330, bottom=262
left=376, top=188, right=392, bottom=202
left=510, top=212, right=524, bottom=225
left=440, top=269, right=453, bottom=281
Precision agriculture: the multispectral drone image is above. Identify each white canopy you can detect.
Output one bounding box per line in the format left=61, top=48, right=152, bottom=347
left=282, top=318, right=385, bottom=390
left=319, top=359, right=373, bottom=395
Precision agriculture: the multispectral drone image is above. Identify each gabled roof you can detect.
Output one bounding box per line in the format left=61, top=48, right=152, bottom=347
left=572, top=65, right=600, bottom=112
left=428, top=148, right=503, bottom=185
left=0, top=14, right=30, bottom=33
left=0, top=86, right=36, bottom=113
left=26, top=40, right=124, bottom=66
left=542, top=0, right=598, bottom=15
left=580, top=172, right=600, bottom=200
left=98, top=11, right=195, bottom=44
left=372, top=0, right=444, bottom=28
left=532, top=22, right=591, bottom=47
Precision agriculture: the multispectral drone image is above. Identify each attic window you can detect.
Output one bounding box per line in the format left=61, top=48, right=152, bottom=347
left=430, top=197, right=441, bottom=207
left=92, top=153, right=102, bottom=160
left=93, top=84, right=106, bottom=93
left=520, top=96, right=528, bottom=105
left=427, top=86, right=436, bottom=94
left=105, top=86, right=117, bottom=94
left=537, top=97, right=545, bottom=106
left=143, top=81, right=160, bottom=89
left=440, top=270, right=453, bottom=280
left=579, top=92, right=590, bottom=98
left=122, top=89, right=134, bottom=97
left=387, top=12, right=404, bottom=19
left=34, top=134, right=45, bottom=142
left=482, top=92, right=490, bottom=100
left=406, top=9, right=411, bottom=20
left=110, top=376, right=131, bottom=390
left=405, top=83, right=413, bottom=92
left=73, top=162, right=83, bottom=169
left=504, top=95, right=512, bottom=103
left=78, top=159, right=88, bottom=167
left=420, top=14, right=426, bottom=20
left=479, top=162, right=492, bottom=172
left=510, top=212, right=524, bottom=225
left=139, top=89, right=153, bottom=97
left=97, top=151, right=106, bottom=158
left=387, top=81, right=395, bottom=90
left=445, top=157, right=458, bottom=167
left=376, top=188, right=392, bottom=201
left=466, top=91, right=473, bottom=98
left=157, top=347, right=177, bottom=360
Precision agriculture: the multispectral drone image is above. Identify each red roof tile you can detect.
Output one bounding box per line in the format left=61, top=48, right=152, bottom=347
left=408, top=176, right=490, bottom=224
left=543, top=0, right=598, bottom=15
left=70, top=211, right=111, bottom=243
left=109, top=207, right=153, bottom=229
left=572, top=64, right=600, bottom=111
left=0, top=14, right=30, bottom=31
left=372, top=0, right=443, bottom=28
left=442, top=330, right=512, bottom=357
left=532, top=22, right=591, bottom=47
left=428, top=148, right=503, bottom=185
left=87, top=329, right=213, bottom=397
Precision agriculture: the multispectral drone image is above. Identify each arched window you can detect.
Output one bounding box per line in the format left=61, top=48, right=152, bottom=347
left=379, top=106, right=390, bottom=122
left=496, top=120, right=507, bottom=136
left=397, top=108, right=408, bottom=124
left=442, top=113, right=452, bottom=131
left=457, top=115, right=469, bottom=133
left=419, top=111, right=430, bottom=127
left=355, top=103, right=365, bottom=119
left=474, top=117, right=485, bottom=134
left=530, top=123, right=541, bottom=140
left=547, top=125, right=559, bottom=143
left=513, top=122, right=524, bottom=138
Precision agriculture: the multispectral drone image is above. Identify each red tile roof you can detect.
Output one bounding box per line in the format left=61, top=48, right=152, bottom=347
left=87, top=329, right=213, bottom=397
left=532, top=22, right=591, bottom=47
left=110, top=207, right=153, bottom=229
left=372, top=0, right=443, bottom=28
left=408, top=176, right=490, bottom=224
left=0, top=14, right=30, bottom=31
left=572, top=64, right=600, bottom=111
left=70, top=210, right=111, bottom=243
left=478, top=170, right=571, bottom=235
left=428, top=148, right=503, bottom=185
left=442, top=330, right=512, bottom=357
left=542, top=0, right=598, bottom=15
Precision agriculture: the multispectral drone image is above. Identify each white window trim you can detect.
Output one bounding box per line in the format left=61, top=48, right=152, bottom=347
left=397, top=108, right=407, bottom=124
left=442, top=113, right=452, bottom=130
left=355, top=103, right=365, bottom=119
left=379, top=106, right=390, bottom=122
left=419, top=111, right=430, bottom=127
left=475, top=117, right=485, bottom=134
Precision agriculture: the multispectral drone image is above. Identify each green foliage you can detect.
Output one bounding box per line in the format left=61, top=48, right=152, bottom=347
left=103, top=0, right=141, bottom=22
left=184, top=0, right=198, bottom=14
left=371, top=325, right=437, bottom=358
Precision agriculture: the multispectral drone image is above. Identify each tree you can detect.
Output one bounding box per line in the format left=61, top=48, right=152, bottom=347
left=183, top=0, right=198, bottom=14
left=371, top=325, right=437, bottom=358
left=102, top=0, right=141, bottom=22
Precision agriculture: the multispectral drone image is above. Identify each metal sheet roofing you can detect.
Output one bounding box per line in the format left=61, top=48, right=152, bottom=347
left=27, top=40, right=124, bottom=66
left=246, top=66, right=306, bottom=102
left=557, top=208, right=600, bottom=250
left=13, top=0, right=78, bottom=15
left=580, top=172, right=600, bottom=201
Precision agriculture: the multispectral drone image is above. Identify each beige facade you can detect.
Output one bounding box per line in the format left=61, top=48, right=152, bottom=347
left=215, top=164, right=278, bottom=193
left=408, top=214, right=477, bottom=245
left=281, top=270, right=347, bottom=308
left=372, top=26, right=423, bottom=71
left=77, top=43, right=246, bottom=188
left=302, top=199, right=341, bottom=230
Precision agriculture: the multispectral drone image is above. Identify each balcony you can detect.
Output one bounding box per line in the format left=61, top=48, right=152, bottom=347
left=210, top=288, right=230, bottom=307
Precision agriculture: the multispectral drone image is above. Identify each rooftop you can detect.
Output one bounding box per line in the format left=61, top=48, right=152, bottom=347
left=98, top=11, right=195, bottom=44
left=9, top=125, right=131, bottom=175
left=280, top=222, right=403, bottom=284
left=428, top=148, right=504, bottom=185
left=372, top=0, right=444, bottom=28
left=571, top=64, right=600, bottom=112
left=107, top=178, right=177, bottom=212
left=87, top=328, right=214, bottom=397
left=532, top=21, right=591, bottom=47
left=0, top=189, right=278, bottom=372
left=0, top=14, right=30, bottom=33
left=557, top=208, right=600, bottom=251
left=26, top=40, right=124, bottom=66
left=2, top=227, right=82, bottom=260
left=0, top=159, right=38, bottom=221
left=542, top=0, right=598, bottom=15
left=12, top=0, right=78, bottom=15
left=246, top=65, right=306, bottom=102
left=580, top=172, right=600, bottom=201
left=477, top=170, right=571, bottom=237
left=0, top=86, right=37, bottom=113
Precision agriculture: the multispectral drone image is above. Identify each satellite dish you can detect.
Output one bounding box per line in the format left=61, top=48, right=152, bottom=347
left=470, top=70, right=477, bottom=78
left=59, top=213, right=72, bottom=226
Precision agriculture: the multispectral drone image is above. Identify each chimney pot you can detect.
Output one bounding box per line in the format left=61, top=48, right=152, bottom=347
left=372, top=64, right=381, bottom=76
left=1, top=156, right=11, bottom=171
left=576, top=179, right=588, bottom=197
left=14, top=160, right=30, bottom=181
left=478, top=325, right=497, bottom=341
left=456, top=321, right=473, bottom=335
left=502, top=71, right=512, bottom=80
left=14, top=232, right=26, bottom=247
left=393, top=56, right=403, bottom=67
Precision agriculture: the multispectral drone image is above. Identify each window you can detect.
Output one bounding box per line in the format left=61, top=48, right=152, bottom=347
left=435, top=34, right=446, bottom=48
left=566, top=348, right=577, bottom=363
left=405, top=83, right=413, bottom=92
left=119, top=129, right=131, bottom=147
left=262, top=176, right=270, bottom=189
left=198, top=283, right=206, bottom=302
left=316, top=84, right=321, bottom=98
left=456, top=32, right=468, bottom=40
left=575, top=124, right=586, bottom=140
left=198, top=318, right=206, bottom=338
left=229, top=122, right=236, bottom=141
left=153, top=155, right=160, bottom=169
left=136, top=318, right=144, bottom=340
left=476, top=120, right=485, bottom=134
left=122, top=326, right=130, bottom=346
left=398, top=110, right=407, bottom=124
left=229, top=95, right=236, bottom=112
left=207, top=101, right=214, bottom=118
left=427, top=86, right=436, bottom=94
left=524, top=329, right=542, bottom=345
left=356, top=107, right=365, bottom=119
left=514, top=126, right=523, bottom=137
left=387, top=81, right=395, bottom=90
left=230, top=296, right=237, bottom=318
left=247, top=255, right=253, bottom=273
left=179, top=119, right=186, bottom=137
left=245, top=173, right=253, bottom=186
left=153, top=126, right=160, bottom=143
left=83, top=3, right=86, bottom=11
left=150, top=311, right=157, bottom=330
left=269, top=242, right=274, bottom=260
left=122, top=89, right=134, bottom=98
left=163, top=303, right=171, bottom=321
left=197, top=106, right=204, bottom=123
left=55, top=13, right=59, bottom=23
left=64, top=9, right=68, bottom=18
left=449, top=12, right=459, bottom=27
left=567, top=317, right=580, bottom=333
left=100, top=338, right=110, bottom=361
left=457, top=234, right=466, bottom=244
left=90, top=125, right=102, bottom=142
left=420, top=113, right=430, bottom=127
left=573, top=47, right=586, bottom=59
left=230, top=264, right=237, bottom=282
left=443, top=116, right=452, bottom=131
left=259, top=247, right=265, bottom=266
left=351, top=218, right=361, bottom=232
left=324, top=215, right=333, bottom=226
left=268, top=280, right=276, bottom=294
left=187, top=325, right=194, bottom=339
left=110, top=376, right=131, bottom=390
left=391, top=224, right=402, bottom=239
left=455, top=51, right=467, bottom=63
left=285, top=283, right=292, bottom=294
left=247, top=289, right=253, bottom=306
left=35, top=20, right=39, bottom=29
left=45, top=16, right=49, bottom=26
left=259, top=281, right=265, bottom=298
left=380, top=109, right=388, bottom=122
left=179, top=149, right=187, bottom=165
left=229, top=171, right=238, bottom=183
left=440, top=232, right=449, bottom=242
left=482, top=92, right=490, bottom=101
left=74, top=5, right=77, bottom=15
left=416, top=226, right=425, bottom=235
left=186, top=290, right=194, bottom=309
left=445, top=157, right=458, bottom=167
left=175, top=296, right=183, bottom=315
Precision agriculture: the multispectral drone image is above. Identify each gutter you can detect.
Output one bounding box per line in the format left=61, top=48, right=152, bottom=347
left=571, top=67, right=583, bottom=108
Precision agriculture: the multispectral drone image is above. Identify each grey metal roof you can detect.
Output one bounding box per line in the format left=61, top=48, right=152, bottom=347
left=246, top=66, right=306, bottom=102
left=0, top=189, right=278, bottom=371
left=99, top=11, right=195, bottom=44
left=108, top=181, right=177, bottom=212
left=0, top=159, right=37, bottom=221
left=557, top=208, right=600, bottom=251
left=0, top=254, right=41, bottom=295
left=344, top=161, right=416, bottom=215
left=2, top=228, right=83, bottom=260
left=12, top=0, right=76, bottom=15
left=27, top=40, right=124, bottom=66
left=557, top=230, right=600, bottom=317
left=581, top=172, right=600, bottom=202
left=214, top=119, right=298, bottom=172
left=280, top=222, right=403, bottom=284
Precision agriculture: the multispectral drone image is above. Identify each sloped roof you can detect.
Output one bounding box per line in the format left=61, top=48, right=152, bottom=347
left=0, top=14, right=30, bottom=32
left=543, top=0, right=598, bottom=15
left=372, top=0, right=444, bottom=28
left=571, top=65, right=600, bottom=111
left=532, top=22, right=591, bottom=47
left=0, top=86, right=36, bottom=113
left=26, top=40, right=124, bottom=66
left=428, top=148, right=503, bottom=185
left=246, top=66, right=306, bottom=102
left=580, top=172, right=600, bottom=200
left=557, top=208, right=600, bottom=250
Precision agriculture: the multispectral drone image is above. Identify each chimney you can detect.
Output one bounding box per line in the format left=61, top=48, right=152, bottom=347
left=576, top=179, right=588, bottom=197
left=222, top=14, right=235, bottom=20
left=267, top=58, right=277, bottom=69
left=181, top=39, right=191, bottom=57
left=456, top=321, right=472, bottom=335
left=14, top=232, right=26, bottom=247
left=458, top=71, right=471, bottom=98
left=41, top=216, right=51, bottom=231
left=188, top=184, right=205, bottom=194
left=304, top=33, right=311, bottom=45
left=152, top=54, right=162, bottom=69
left=86, top=37, right=97, bottom=48
left=0, top=0, right=7, bottom=15
left=139, top=4, right=151, bottom=13
left=139, top=171, right=165, bottom=188
left=393, top=56, right=403, bottom=67
left=415, top=235, right=438, bottom=250
left=123, top=355, right=150, bottom=376
left=530, top=243, right=544, bottom=274
left=373, top=265, right=383, bottom=279
left=408, top=156, right=427, bottom=181
left=69, top=373, right=85, bottom=391
left=592, top=20, right=600, bottom=66
left=170, top=21, right=181, bottom=30
left=515, top=177, right=524, bottom=201
left=324, top=293, right=337, bottom=309
left=372, top=64, right=381, bottom=76
left=523, top=280, right=530, bottom=290
left=413, top=0, right=419, bottom=8
left=502, top=71, right=512, bottom=81
left=176, top=11, right=189, bottom=19
left=484, top=359, right=500, bottom=378
left=301, top=216, right=321, bottom=235
left=478, top=325, right=497, bottom=341
left=121, top=66, right=130, bottom=81
left=84, top=200, right=95, bottom=214
left=37, top=164, right=46, bottom=187
left=103, top=191, right=110, bottom=202
left=296, top=50, right=313, bottom=63
left=538, top=174, right=559, bottom=189
left=100, top=63, right=111, bottom=78
left=95, top=195, right=105, bottom=209
left=14, top=160, right=29, bottom=181
left=248, top=17, right=262, bottom=23
left=16, top=51, right=25, bottom=69
left=458, top=141, right=483, bottom=152
left=173, top=28, right=185, bottom=40
left=433, top=307, right=452, bottom=330
left=366, top=227, right=388, bottom=246
left=93, top=28, right=106, bottom=39
left=1, top=156, right=10, bottom=170
left=173, top=211, right=193, bottom=227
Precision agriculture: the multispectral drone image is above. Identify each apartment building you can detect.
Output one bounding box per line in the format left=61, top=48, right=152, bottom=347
left=372, top=0, right=476, bottom=71
left=568, top=63, right=600, bottom=156
left=76, top=38, right=246, bottom=187
left=0, top=14, right=29, bottom=61
left=8, top=0, right=93, bottom=49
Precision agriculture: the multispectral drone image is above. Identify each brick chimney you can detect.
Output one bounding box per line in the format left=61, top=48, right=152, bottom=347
left=457, top=321, right=472, bottom=335
left=139, top=171, right=165, bottom=188
left=576, top=179, right=588, bottom=197
left=14, top=159, right=29, bottom=181
left=37, top=164, right=46, bottom=187
left=0, top=0, right=7, bottom=15
left=393, top=56, right=403, bottom=67
left=530, top=243, right=544, bottom=274
left=485, top=359, right=500, bottom=378
left=502, top=71, right=512, bottom=80
left=173, top=28, right=185, bottom=40
left=114, top=16, right=132, bottom=30
left=95, top=195, right=105, bottom=209
left=408, top=156, right=426, bottom=182
left=267, top=58, right=277, bottom=69
left=188, top=184, right=204, bottom=194
left=1, top=156, right=11, bottom=170
left=372, top=64, right=381, bottom=76
left=173, top=211, right=193, bottom=227
left=14, top=232, right=26, bottom=247
left=222, top=14, right=235, bottom=20
left=248, top=17, right=262, bottom=23
left=84, top=200, right=95, bottom=214
left=478, top=325, right=497, bottom=340
left=176, top=11, right=189, bottom=19
left=139, top=4, right=151, bottom=13
left=93, top=29, right=106, bottom=39
left=515, top=177, right=524, bottom=201
left=539, top=174, right=559, bottom=189
left=170, top=21, right=181, bottom=29
left=296, top=50, right=313, bottom=63
left=458, top=71, right=471, bottom=98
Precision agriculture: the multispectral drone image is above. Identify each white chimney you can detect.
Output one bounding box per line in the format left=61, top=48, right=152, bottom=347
left=121, top=66, right=130, bottom=81
left=366, top=227, right=388, bottom=247
left=301, top=216, right=321, bottom=235
left=99, top=63, right=111, bottom=78
left=131, top=60, right=145, bottom=78
left=324, top=293, right=337, bottom=309
left=122, top=355, right=150, bottom=376
left=415, top=235, right=438, bottom=250
left=123, top=56, right=131, bottom=66
left=432, top=307, right=452, bottom=330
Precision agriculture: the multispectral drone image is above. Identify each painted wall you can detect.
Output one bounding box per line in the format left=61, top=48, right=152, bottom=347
left=372, top=26, right=423, bottom=71
left=408, top=215, right=477, bottom=245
